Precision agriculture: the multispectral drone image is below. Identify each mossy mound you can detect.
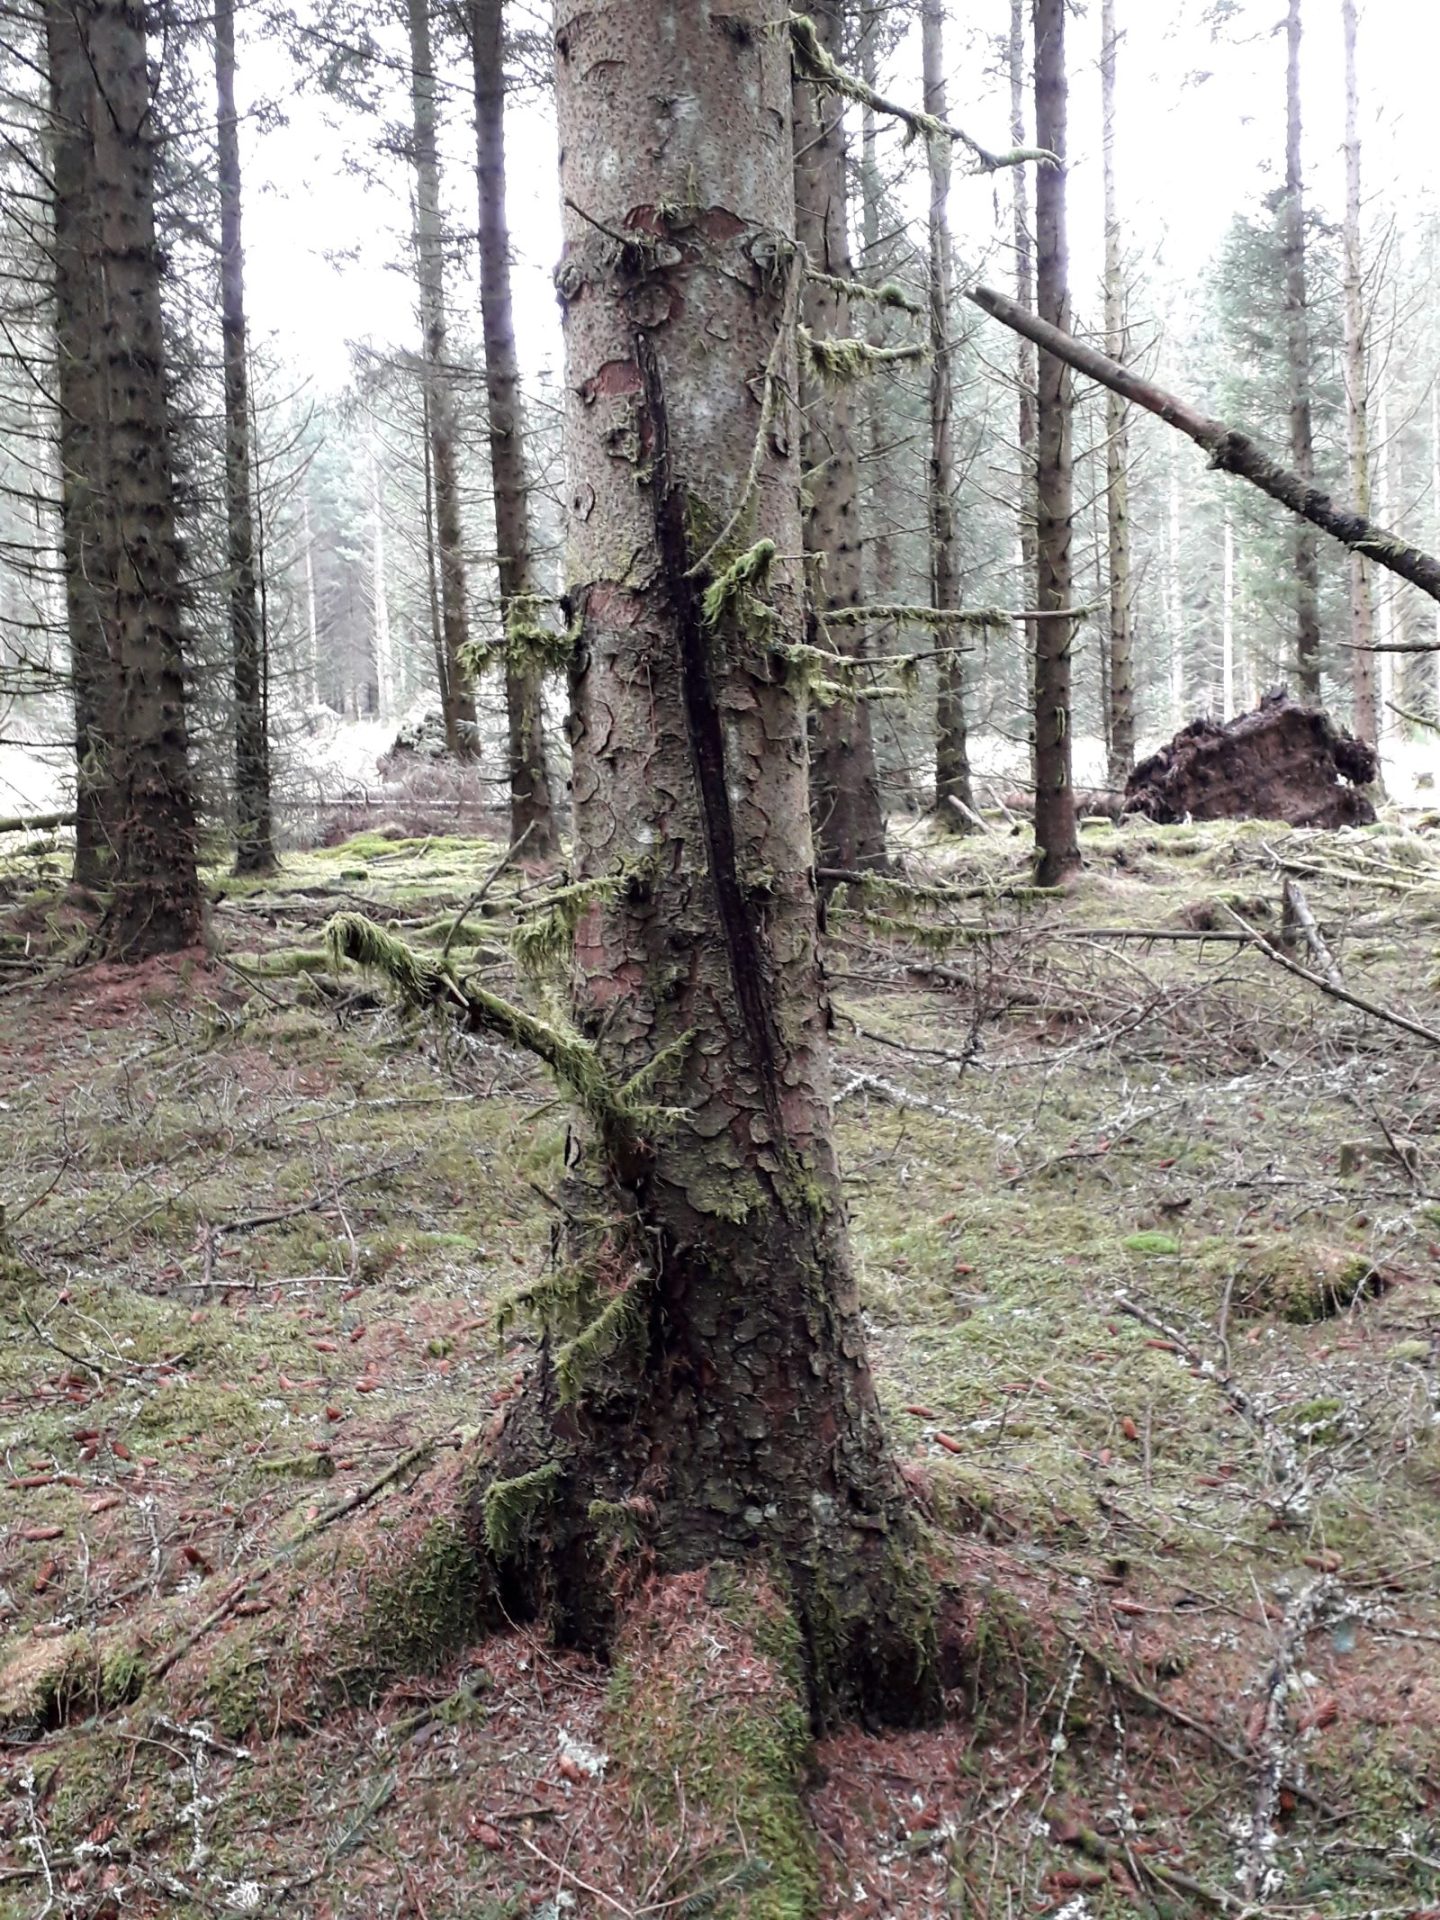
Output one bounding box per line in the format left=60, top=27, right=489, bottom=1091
left=1226, top=1241, right=1382, bottom=1324
left=607, top=1569, right=821, bottom=1919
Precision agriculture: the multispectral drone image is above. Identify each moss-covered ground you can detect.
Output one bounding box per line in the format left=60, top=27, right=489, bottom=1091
left=1, top=815, right=1438, bottom=1916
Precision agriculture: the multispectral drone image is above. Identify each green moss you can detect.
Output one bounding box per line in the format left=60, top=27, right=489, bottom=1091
left=482, top=1460, right=562, bottom=1560
left=1122, top=1230, right=1181, bottom=1256
left=1238, top=1243, right=1379, bottom=1324
left=609, top=1574, right=821, bottom=1919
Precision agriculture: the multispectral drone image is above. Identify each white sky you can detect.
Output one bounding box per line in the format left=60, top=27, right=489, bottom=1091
left=236, top=0, right=1437, bottom=398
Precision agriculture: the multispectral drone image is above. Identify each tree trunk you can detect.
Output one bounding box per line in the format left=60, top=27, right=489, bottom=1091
left=1223, top=506, right=1236, bottom=718
left=480, top=0, right=939, bottom=1726
left=216, top=0, right=275, bottom=876
left=1031, top=0, right=1080, bottom=886
left=1100, top=0, right=1134, bottom=783
left=408, top=0, right=477, bottom=759
left=1340, top=0, right=1375, bottom=745
left=1167, top=442, right=1184, bottom=726
left=1011, top=0, right=1039, bottom=786
left=369, top=441, right=394, bottom=723
left=1283, top=0, right=1322, bottom=702
left=470, top=0, right=557, bottom=857
left=46, top=0, right=201, bottom=958
left=925, top=0, right=974, bottom=830
left=794, top=0, right=889, bottom=875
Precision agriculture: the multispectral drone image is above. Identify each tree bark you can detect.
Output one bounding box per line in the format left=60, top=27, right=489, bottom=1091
left=216, top=0, right=275, bottom=876
left=794, top=0, right=889, bottom=875
left=1341, top=0, right=1376, bottom=744
left=407, top=0, right=477, bottom=759
left=1031, top=0, right=1080, bottom=886
left=479, top=0, right=939, bottom=1726
left=924, top=0, right=974, bottom=828
left=1011, top=0, right=1039, bottom=784
left=1284, top=0, right=1322, bottom=702
left=1100, top=0, right=1134, bottom=781
left=968, top=282, right=1440, bottom=609
left=470, top=0, right=556, bottom=857
left=46, top=0, right=201, bottom=958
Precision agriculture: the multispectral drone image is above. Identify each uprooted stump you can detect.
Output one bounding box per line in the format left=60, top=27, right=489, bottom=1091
left=1123, top=689, right=1378, bottom=829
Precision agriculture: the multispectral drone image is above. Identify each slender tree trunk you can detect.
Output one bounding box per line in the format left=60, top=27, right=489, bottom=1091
left=408, top=0, right=477, bottom=758
left=1031, top=0, right=1080, bottom=886
left=46, top=0, right=200, bottom=958
left=470, top=0, right=556, bottom=857
left=1167, top=443, right=1184, bottom=725
left=1100, top=0, right=1134, bottom=782
left=1340, top=0, right=1376, bottom=744
left=794, top=0, right=888, bottom=874
left=369, top=438, right=394, bottom=723
left=924, top=0, right=974, bottom=829
left=1376, top=385, right=1394, bottom=754
left=1283, top=0, right=1322, bottom=702
left=301, top=491, right=321, bottom=708
left=1011, top=0, right=1039, bottom=784
left=1222, top=505, right=1236, bottom=718
left=216, top=0, right=274, bottom=875
left=477, top=0, right=939, bottom=1725
left=1432, top=384, right=1440, bottom=719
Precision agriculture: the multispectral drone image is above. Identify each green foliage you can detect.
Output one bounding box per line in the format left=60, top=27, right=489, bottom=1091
left=512, top=874, right=618, bottom=980
left=460, top=596, right=579, bottom=679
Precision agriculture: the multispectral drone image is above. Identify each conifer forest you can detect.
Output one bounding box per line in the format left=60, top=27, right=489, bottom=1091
left=6, top=0, right=1440, bottom=1913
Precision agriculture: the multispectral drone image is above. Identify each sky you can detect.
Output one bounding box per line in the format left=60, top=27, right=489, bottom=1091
left=235, top=0, right=1438, bottom=401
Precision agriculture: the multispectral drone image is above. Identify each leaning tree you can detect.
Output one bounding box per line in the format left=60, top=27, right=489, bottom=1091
left=333, top=0, right=943, bottom=1725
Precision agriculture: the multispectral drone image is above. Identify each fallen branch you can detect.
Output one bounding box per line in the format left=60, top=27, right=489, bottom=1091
left=969, top=282, right=1440, bottom=605
left=0, top=810, right=75, bottom=835
left=1222, top=904, right=1440, bottom=1048
left=1242, top=1576, right=1340, bottom=1900
left=1280, top=878, right=1342, bottom=987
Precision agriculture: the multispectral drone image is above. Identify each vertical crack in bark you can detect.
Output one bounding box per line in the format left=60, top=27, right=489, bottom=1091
left=634, top=328, right=788, bottom=1149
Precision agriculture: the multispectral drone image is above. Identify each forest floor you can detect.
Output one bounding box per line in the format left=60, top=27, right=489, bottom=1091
left=0, top=810, right=1438, bottom=1919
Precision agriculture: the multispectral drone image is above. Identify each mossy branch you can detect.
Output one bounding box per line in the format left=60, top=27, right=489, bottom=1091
left=702, top=539, right=778, bottom=628
left=805, top=268, right=922, bottom=316
left=823, top=603, right=1012, bottom=631
left=460, top=597, right=579, bottom=679
left=788, top=14, right=1056, bottom=172
left=511, top=874, right=619, bottom=980
left=801, top=327, right=927, bottom=388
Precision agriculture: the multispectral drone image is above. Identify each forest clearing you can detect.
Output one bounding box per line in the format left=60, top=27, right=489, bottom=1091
left=2, top=813, right=1438, bottom=1917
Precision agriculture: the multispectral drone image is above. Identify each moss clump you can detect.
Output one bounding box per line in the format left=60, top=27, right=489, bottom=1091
left=482, top=1460, right=562, bottom=1559
left=608, top=1570, right=821, bottom=1919
left=1237, top=1243, right=1380, bottom=1324
left=1122, top=1230, right=1181, bottom=1256
left=336, top=1512, right=484, bottom=1702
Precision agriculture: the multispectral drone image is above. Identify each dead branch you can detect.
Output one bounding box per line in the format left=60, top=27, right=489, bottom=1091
left=969, top=282, right=1440, bottom=606
left=0, top=810, right=75, bottom=834
left=1223, top=904, right=1440, bottom=1048
left=1280, top=878, right=1342, bottom=987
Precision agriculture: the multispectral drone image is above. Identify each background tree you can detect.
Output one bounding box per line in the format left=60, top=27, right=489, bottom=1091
left=1031, top=0, right=1080, bottom=885
left=925, top=0, right=974, bottom=830
left=470, top=0, right=556, bottom=856
left=1341, top=0, right=1376, bottom=747
left=406, top=0, right=477, bottom=758
left=216, top=0, right=275, bottom=875
left=1101, top=0, right=1135, bottom=774
left=1283, top=0, right=1322, bottom=701
left=46, top=0, right=201, bottom=957
left=794, top=0, right=889, bottom=875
